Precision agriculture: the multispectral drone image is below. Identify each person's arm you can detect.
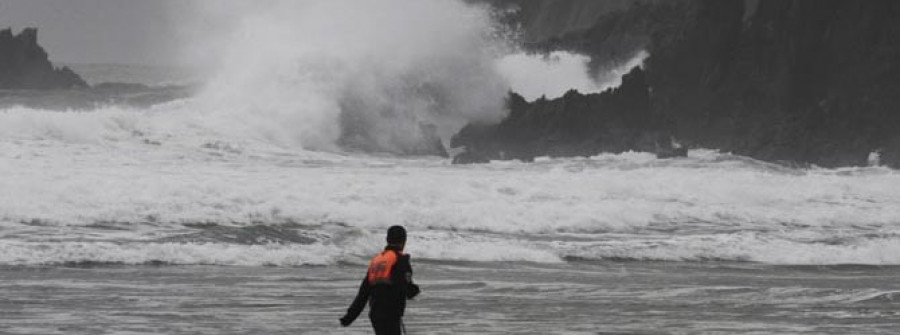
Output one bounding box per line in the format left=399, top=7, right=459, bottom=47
left=340, top=275, right=370, bottom=326
left=400, top=254, right=420, bottom=299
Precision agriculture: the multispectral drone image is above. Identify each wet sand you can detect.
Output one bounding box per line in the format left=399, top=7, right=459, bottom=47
left=1, top=261, right=898, bottom=334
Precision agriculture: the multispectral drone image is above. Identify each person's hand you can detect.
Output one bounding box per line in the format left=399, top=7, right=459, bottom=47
left=408, top=283, right=421, bottom=300
left=339, top=316, right=352, bottom=327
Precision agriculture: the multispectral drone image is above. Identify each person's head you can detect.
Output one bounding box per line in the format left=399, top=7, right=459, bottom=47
left=386, top=225, right=407, bottom=250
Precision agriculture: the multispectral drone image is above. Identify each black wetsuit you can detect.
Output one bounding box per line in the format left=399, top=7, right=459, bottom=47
left=341, top=247, right=420, bottom=335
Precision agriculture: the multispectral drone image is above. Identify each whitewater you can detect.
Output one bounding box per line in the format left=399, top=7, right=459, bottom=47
left=1, top=0, right=899, bottom=333
left=4, top=105, right=900, bottom=333
left=2, top=127, right=900, bottom=266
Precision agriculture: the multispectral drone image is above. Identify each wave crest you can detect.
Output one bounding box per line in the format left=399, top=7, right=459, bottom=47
left=191, top=0, right=510, bottom=155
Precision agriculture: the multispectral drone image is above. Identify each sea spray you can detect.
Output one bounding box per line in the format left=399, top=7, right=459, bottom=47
left=5, top=1, right=898, bottom=267
left=3, top=141, right=900, bottom=265
left=496, top=50, right=650, bottom=101
left=185, top=0, right=511, bottom=154
left=0, top=1, right=653, bottom=155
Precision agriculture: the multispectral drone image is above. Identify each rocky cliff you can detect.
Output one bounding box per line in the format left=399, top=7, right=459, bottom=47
left=484, top=0, right=643, bottom=42
left=456, top=0, right=900, bottom=167
left=452, top=67, right=672, bottom=163
left=647, top=0, right=900, bottom=168
left=0, top=28, right=87, bottom=89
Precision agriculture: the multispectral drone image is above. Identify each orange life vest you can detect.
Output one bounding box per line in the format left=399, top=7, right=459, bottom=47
left=367, top=250, right=400, bottom=285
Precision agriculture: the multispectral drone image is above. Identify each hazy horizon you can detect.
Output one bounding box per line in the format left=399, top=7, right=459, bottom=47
left=0, top=0, right=186, bottom=66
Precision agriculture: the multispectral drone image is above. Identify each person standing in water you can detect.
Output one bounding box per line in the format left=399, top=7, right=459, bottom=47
left=340, top=225, right=420, bottom=335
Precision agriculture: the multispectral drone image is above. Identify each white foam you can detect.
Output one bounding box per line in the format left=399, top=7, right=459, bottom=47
left=182, top=0, right=510, bottom=153
left=496, top=50, right=649, bottom=101
left=1, top=4, right=898, bottom=266
left=0, top=229, right=563, bottom=266
left=560, top=232, right=900, bottom=265
left=406, top=231, right=563, bottom=263
left=0, top=241, right=340, bottom=266
left=3, top=120, right=900, bottom=266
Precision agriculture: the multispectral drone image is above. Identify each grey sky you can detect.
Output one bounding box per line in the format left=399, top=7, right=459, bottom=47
left=0, top=0, right=183, bottom=65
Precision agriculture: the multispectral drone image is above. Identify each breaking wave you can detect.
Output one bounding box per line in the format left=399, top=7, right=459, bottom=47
left=496, top=50, right=649, bottom=101
left=1, top=1, right=898, bottom=267
left=0, top=0, right=645, bottom=157
left=188, top=0, right=511, bottom=155
left=2, top=144, right=899, bottom=266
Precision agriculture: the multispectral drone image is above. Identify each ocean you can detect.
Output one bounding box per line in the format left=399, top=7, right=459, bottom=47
left=3, top=1, right=900, bottom=331
left=2, top=81, right=899, bottom=332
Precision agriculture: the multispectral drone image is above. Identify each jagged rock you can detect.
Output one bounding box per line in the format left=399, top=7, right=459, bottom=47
left=482, top=0, right=646, bottom=42
left=452, top=67, right=676, bottom=162
left=645, top=0, right=900, bottom=168
left=459, top=0, right=900, bottom=168
left=0, top=27, right=88, bottom=89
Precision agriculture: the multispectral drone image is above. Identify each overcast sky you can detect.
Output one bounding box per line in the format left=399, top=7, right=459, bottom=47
left=0, top=0, right=185, bottom=65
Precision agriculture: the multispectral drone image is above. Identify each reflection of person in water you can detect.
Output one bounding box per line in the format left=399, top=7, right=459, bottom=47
left=340, top=225, right=421, bottom=335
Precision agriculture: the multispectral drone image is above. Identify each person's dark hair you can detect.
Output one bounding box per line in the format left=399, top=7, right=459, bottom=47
left=386, top=225, right=407, bottom=245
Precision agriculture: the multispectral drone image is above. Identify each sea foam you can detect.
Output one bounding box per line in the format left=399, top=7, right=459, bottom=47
left=2, top=124, right=899, bottom=266
left=1, top=1, right=899, bottom=266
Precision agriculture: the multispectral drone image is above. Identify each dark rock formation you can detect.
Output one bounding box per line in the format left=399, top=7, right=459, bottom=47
left=482, top=0, right=645, bottom=43
left=487, top=0, right=664, bottom=74
left=0, top=28, right=87, bottom=89
left=452, top=67, right=674, bottom=162
left=0, top=28, right=195, bottom=110
left=644, top=0, right=900, bottom=168
left=457, top=0, right=900, bottom=168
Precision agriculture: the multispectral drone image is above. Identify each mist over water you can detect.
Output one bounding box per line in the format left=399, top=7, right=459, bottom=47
left=496, top=50, right=649, bottom=101
left=1, top=0, right=898, bottom=268
left=179, top=0, right=638, bottom=153
left=1, top=0, right=628, bottom=155
left=188, top=0, right=511, bottom=154
left=3, top=3, right=900, bottom=334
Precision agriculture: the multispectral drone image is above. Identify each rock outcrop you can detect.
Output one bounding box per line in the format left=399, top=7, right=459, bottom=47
left=457, top=0, right=900, bottom=167
left=0, top=28, right=87, bottom=89
left=483, top=0, right=645, bottom=43
left=452, top=67, right=674, bottom=163
left=646, top=0, right=900, bottom=168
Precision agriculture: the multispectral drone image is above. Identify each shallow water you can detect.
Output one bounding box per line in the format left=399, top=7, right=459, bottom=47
left=2, top=262, right=898, bottom=334
left=3, top=43, right=900, bottom=335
